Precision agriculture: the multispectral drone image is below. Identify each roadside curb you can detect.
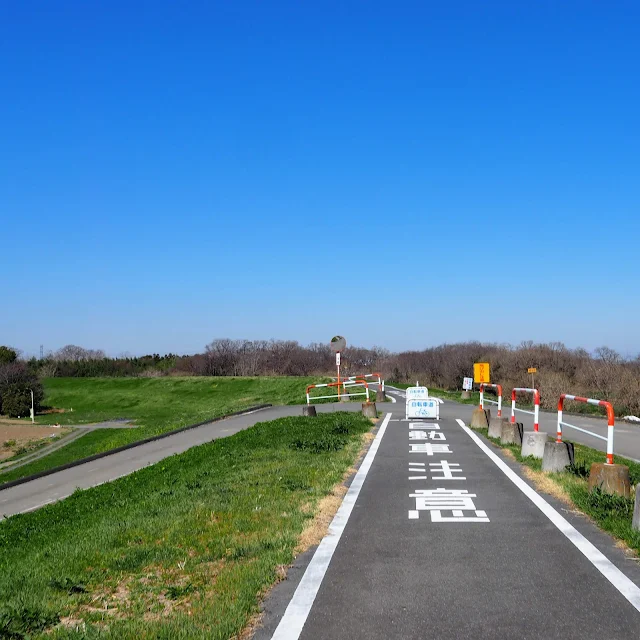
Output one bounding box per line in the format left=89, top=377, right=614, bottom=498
left=0, top=404, right=272, bottom=492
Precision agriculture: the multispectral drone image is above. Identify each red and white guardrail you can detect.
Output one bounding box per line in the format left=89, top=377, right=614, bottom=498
left=306, top=380, right=370, bottom=405
left=557, top=394, right=615, bottom=465
left=511, top=387, right=541, bottom=432
left=346, top=373, right=384, bottom=392
left=479, top=383, right=503, bottom=417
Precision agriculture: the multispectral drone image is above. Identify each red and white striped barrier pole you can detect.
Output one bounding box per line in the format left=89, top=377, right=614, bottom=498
left=306, top=380, right=370, bottom=405
left=479, top=383, right=503, bottom=417
left=558, top=394, right=615, bottom=464
left=511, top=387, right=540, bottom=431
left=347, top=372, right=384, bottom=392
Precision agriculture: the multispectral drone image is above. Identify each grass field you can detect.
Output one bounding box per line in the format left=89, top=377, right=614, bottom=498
left=0, top=411, right=374, bottom=638
left=1, top=377, right=331, bottom=484
left=470, top=424, right=640, bottom=555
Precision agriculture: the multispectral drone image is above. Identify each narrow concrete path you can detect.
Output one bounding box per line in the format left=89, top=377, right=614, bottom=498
left=0, top=420, right=136, bottom=474
left=0, top=403, right=362, bottom=519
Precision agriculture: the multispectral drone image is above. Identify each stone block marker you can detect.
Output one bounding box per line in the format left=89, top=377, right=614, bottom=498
left=461, top=390, right=471, bottom=400
left=470, top=408, right=491, bottom=429
left=633, top=486, right=640, bottom=532
left=501, top=422, right=523, bottom=446
left=376, top=389, right=386, bottom=403
left=302, top=405, right=317, bottom=417
left=362, top=402, right=377, bottom=419
left=588, top=463, right=631, bottom=498
left=521, top=431, right=547, bottom=459
left=488, top=417, right=508, bottom=439
left=541, top=441, right=573, bottom=472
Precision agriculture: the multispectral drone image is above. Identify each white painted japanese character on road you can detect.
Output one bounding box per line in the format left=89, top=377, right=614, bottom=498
left=409, top=430, right=446, bottom=441
left=408, top=488, right=489, bottom=522
left=429, top=460, right=466, bottom=480
left=409, top=422, right=439, bottom=430
left=409, top=443, right=452, bottom=455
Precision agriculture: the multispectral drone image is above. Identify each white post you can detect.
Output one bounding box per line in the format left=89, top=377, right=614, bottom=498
left=29, top=388, right=34, bottom=424
left=557, top=409, right=563, bottom=443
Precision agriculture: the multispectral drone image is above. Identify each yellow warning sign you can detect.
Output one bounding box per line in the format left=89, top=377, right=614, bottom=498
left=473, top=362, right=490, bottom=384
left=527, top=367, right=537, bottom=374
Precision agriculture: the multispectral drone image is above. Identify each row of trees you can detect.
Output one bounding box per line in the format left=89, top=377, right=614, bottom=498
left=386, top=341, right=640, bottom=415
left=3, top=340, right=640, bottom=417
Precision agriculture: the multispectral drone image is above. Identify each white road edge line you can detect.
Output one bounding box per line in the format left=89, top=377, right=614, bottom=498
left=271, top=412, right=393, bottom=640
left=455, top=418, right=640, bottom=613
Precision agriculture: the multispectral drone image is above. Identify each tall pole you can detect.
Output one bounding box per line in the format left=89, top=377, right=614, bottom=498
left=29, top=388, right=34, bottom=424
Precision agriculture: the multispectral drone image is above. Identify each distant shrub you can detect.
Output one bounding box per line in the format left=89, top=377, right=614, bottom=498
left=0, top=346, right=17, bottom=365
left=0, top=363, right=44, bottom=417
left=2, top=384, right=36, bottom=418
left=138, top=368, right=165, bottom=378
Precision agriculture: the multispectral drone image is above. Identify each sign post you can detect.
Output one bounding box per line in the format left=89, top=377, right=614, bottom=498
left=406, top=383, right=439, bottom=419
left=462, top=376, right=473, bottom=399
left=330, top=336, right=346, bottom=400
left=528, top=367, right=537, bottom=390
left=473, top=362, right=491, bottom=384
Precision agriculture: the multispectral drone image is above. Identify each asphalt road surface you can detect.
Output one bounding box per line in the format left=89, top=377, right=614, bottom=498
left=0, top=403, right=362, bottom=519
left=258, top=401, right=640, bottom=640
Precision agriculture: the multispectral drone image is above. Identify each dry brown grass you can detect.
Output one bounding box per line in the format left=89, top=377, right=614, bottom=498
left=521, top=467, right=573, bottom=505
left=296, top=484, right=348, bottom=554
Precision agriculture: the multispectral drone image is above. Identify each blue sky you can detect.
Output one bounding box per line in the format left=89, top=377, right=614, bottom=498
left=1, top=1, right=638, bottom=358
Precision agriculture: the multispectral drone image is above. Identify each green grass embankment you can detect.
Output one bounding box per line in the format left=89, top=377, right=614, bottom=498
left=0, top=411, right=374, bottom=639
left=2, top=377, right=328, bottom=484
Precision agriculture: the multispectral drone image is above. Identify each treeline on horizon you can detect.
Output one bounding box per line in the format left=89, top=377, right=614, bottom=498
left=15, top=339, right=640, bottom=416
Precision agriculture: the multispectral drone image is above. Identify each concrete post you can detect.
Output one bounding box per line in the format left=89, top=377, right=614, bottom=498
left=470, top=408, right=490, bottom=429
left=302, top=405, right=317, bottom=417
left=488, top=417, right=508, bottom=439
left=541, top=441, right=573, bottom=472
left=461, top=390, right=471, bottom=400
left=362, top=402, right=377, bottom=418
left=521, top=431, right=547, bottom=459
left=376, top=389, right=386, bottom=403
left=500, top=422, right=523, bottom=446
left=588, top=463, right=631, bottom=497
left=633, top=486, right=640, bottom=532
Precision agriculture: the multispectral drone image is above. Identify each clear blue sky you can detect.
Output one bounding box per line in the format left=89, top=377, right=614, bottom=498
left=2, top=1, right=638, bottom=358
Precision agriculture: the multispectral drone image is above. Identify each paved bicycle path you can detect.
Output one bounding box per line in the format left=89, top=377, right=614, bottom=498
left=262, top=403, right=640, bottom=639
left=0, top=403, right=363, bottom=519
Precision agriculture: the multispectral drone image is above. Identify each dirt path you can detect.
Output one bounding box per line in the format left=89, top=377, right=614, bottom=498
left=0, top=420, right=71, bottom=462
